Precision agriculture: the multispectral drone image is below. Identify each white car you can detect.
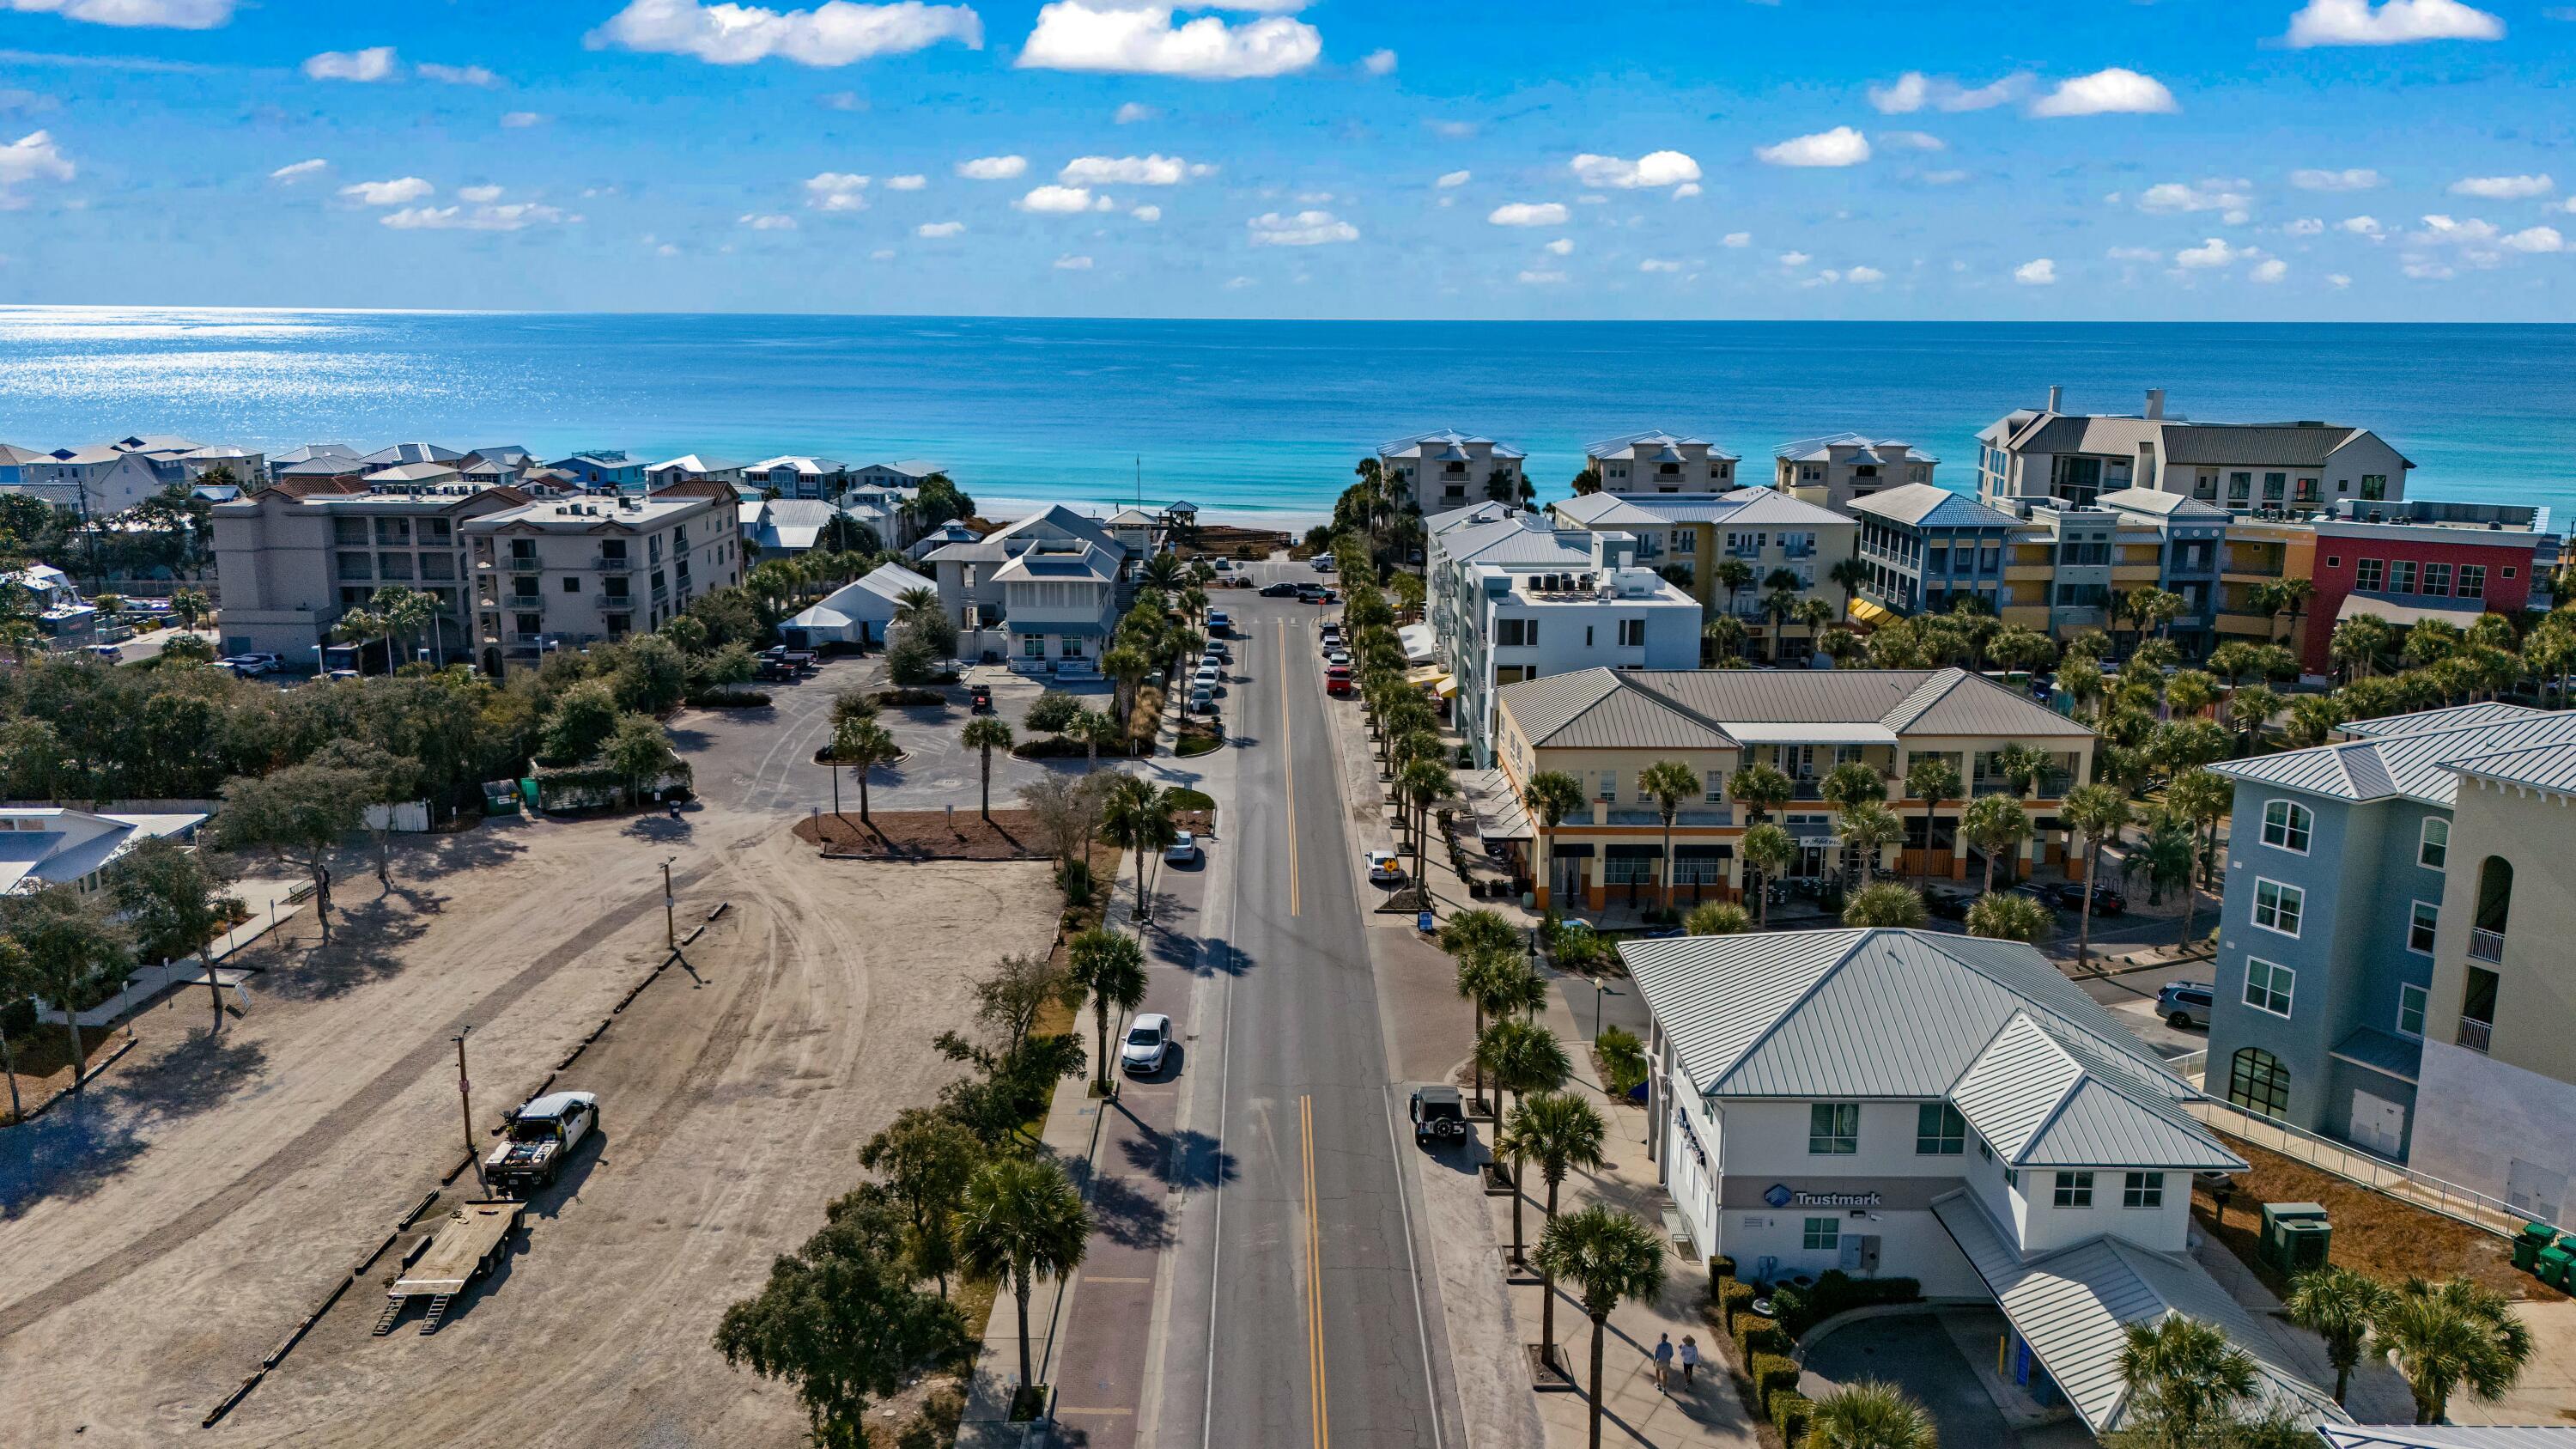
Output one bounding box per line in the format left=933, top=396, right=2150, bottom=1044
left=1189, top=685, right=1215, bottom=712
left=1165, top=831, right=1201, bottom=864
left=1366, top=849, right=1406, bottom=885
left=1194, top=663, right=1221, bottom=688
left=1121, top=1013, right=1175, bottom=1075
left=219, top=652, right=283, bottom=677
left=1326, top=648, right=1352, bottom=667
left=1313, top=557, right=1336, bottom=573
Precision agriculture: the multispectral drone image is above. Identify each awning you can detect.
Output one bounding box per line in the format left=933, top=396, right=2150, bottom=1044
left=1398, top=624, right=1437, bottom=664
left=1404, top=665, right=1445, bottom=685
left=2336, top=590, right=2487, bottom=630
left=1550, top=843, right=1594, bottom=859
left=1433, top=676, right=1459, bottom=699
left=1606, top=843, right=1662, bottom=860
left=1465, top=770, right=1534, bottom=843
left=1847, top=597, right=1899, bottom=628
left=2330, top=1026, right=2422, bottom=1085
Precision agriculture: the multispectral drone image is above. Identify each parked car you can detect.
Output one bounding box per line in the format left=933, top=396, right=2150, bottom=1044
left=1366, top=849, right=1405, bottom=884
left=1189, top=685, right=1215, bottom=712
left=1312, top=556, right=1335, bottom=573
left=1326, top=648, right=1352, bottom=667
left=969, top=683, right=993, bottom=713
left=2157, top=981, right=2214, bottom=1030
left=1193, top=663, right=1221, bottom=692
left=219, top=651, right=284, bottom=677
left=1410, top=1085, right=1467, bottom=1147
left=1204, top=609, right=1231, bottom=636
left=1326, top=665, right=1352, bottom=696
left=1165, top=831, right=1202, bottom=865
left=1121, top=1014, right=1175, bottom=1075
left=2043, top=881, right=2126, bottom=916
left=1296, top=583, right=1327, bottom=601
left=1204, top=639, right=1230, bottom=661
left=484, top=1091, right=599, bottom=1197
left=1261, top=581, right=1301, bottom=597
left=86, top=642, right=123, bottom=663
left=1923, top=886, right=1977, bottom=920
left=1211, top=557, right=1233, bottom=571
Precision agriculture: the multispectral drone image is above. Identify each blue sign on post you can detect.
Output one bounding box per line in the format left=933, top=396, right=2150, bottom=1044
left=1417, top=910, right=1435, bottom=935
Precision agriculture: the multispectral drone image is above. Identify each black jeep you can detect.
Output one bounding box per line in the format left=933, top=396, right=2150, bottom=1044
left=1410, top=1085, right=1467, bottom=1148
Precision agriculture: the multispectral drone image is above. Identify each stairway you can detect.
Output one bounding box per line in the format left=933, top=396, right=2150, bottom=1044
left=420, top=1294, right=453, bottom=1335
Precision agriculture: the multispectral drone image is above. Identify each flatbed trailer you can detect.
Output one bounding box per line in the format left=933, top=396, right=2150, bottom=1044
left=375, top=1200, right=524, bottom=1336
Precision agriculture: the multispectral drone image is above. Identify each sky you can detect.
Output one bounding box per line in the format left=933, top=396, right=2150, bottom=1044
left=0, top=0, right=2572, bottom=320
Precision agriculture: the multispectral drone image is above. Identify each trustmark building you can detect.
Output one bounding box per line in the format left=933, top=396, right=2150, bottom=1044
left=1624, top=928, right=2342, bottom=1436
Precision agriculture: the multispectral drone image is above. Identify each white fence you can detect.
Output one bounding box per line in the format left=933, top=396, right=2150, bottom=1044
left=2182, top=1096, right=2524, bottom=1239
left=362, top=801, right=432, bottom=832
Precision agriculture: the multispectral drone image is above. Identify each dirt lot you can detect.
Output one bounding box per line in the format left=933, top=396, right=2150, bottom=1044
left=0, top=812, right=1059, bottom=1448
left=798, top=807, right=1047, bottom=860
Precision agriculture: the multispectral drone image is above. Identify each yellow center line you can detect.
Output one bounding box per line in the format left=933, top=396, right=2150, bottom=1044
left=1279, top=616, right=1300, bottom=916
left=1302, top=1093, right=1329, bottom=1449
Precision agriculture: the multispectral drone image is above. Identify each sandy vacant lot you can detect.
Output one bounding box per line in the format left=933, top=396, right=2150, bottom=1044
left=0, top=810, right=1057, bottom=1449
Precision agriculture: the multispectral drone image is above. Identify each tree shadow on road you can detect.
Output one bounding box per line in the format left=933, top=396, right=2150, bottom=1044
left=385, top=828, right=530, bottom=881
left=0, top=1093, right=146, bottom=1220
left=258, top=898, right=433, bottom=1002
left=109, top=1027, right=267, bottom=1125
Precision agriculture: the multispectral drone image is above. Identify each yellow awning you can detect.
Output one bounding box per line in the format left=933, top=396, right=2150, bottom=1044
left=1847, top=598, right=1899, bottom=628
left=1404, top=665, right=1446, bottom=685
left=1433, top=675, right=1459, bottom=698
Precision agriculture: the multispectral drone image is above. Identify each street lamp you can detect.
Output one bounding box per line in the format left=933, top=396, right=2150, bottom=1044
left=662, top=856, right=677, bottom=951
left=454, top=1026, right=482, bottom=1192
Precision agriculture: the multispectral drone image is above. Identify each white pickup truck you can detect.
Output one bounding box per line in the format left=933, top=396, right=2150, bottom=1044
left=484, top=1091, right=598, bottom=1197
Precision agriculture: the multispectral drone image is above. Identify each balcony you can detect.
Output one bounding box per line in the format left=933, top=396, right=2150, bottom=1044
left=592, top=554, right=635, bottom=573
left=507, top=556, right=542, bottom=574
left=2470, top=928, right=2506, bottom=964
left=1603, top=806, right=1735, bottom=828
left=2457, top=1016, right=2494, bottom=1054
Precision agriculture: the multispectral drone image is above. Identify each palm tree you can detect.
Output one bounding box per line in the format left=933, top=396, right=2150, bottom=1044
left=1452, top=952, right=1521, bottom=1114
left=956, top=1156, right=1091, bottom=1404
left=1684, top=901, right=1751, bottom=935
left=1101, top=645, right=1150, bottom=721
left=1478, top=1018, right=1571, bottom=1146
left=1701, top=613, right=1748, bottom=667
left=1994, top=742, right=2051, bottom=800
left=2285, top=1265, right=2393, bottom=1407
left=1101, top=776, right=1176, bottom=931
left=960, top=716, right=1014, bottom=822
left=1795, top=597, right=1836, bottom=657
left=1803, top=1380, right=1939, bottom=1449
left=835, top=718, right=901, bottom=826
left=2374, top=1275, right=2536, bottom=1424
left=1636, top=760, right=1701, bottom=914
left=1828, top=556, right=1872, bottom=622
left=1728, top=760, right=1794, bottom=823
left=1741, top=822, right=1795, bottom=928
left=1819, top=761, right=1886, bottom=812
left=1838, top=801, right=1905, bottom=889
left=1502, top=1092, right=1609, bottom=1367
left=1961, top=795, right=2029, bottom=893
left=1535, top=1206, right=1668, bottom=1449
left=1711, top=557, right=1755, bottom=623
left=1842, top=883, right=1926, bottom=928
left=1901, top=757, right=1961, bottom=885
left=1524, top=770, right=1588, bottom=904
left=2117, top=1315, right=2260, bottom=1449
left=2228, top=683, right=2284, bottom=755
left=1066, top=928, right=1147, bottom=1093
left=1073, top=707, right=1123, bottom=770
left=2062, top=783, right=2133, bottom=972
left=1965, top=892, right=2052, bottom=943
left=2284, top=694, right=2348, bottom=749
left=1398, top=756, right=1456, bottom=892
left=1759, top=573, right=1801, bottom=661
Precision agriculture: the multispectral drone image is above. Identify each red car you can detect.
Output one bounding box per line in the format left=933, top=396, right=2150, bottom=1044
left=1326, top=664, right=1352, bottom=696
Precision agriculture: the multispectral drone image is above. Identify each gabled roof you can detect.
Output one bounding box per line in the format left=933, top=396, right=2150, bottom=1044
left=1425, top=499, right=1523, bottom=535
left=1376, top=428, right=1528, bottom=461
left=2341, top=703, right=2548, bottom=738
left=1551, top=494, right=1671, bottom=529
left=2443, top=740, right=2576, bottom=799
left=1848, top=483, right=2017, bottom=529
left=1586, top=429, right=1740, bottom=462
left=1950, top=1012, right=2244, bottom=1171
left=2213, top=709, right=2576, bottom=807
left=363, top=442, right=463, bottom=466
left=366, top=462, right=460, bottom=484
left=992, top=539, right=1119, bottom=583
left=745, top=455, right=847, bottom=475
left=1776, top=431, right=1936, bottom=465
left=648, top=454, right=742, bottom=475
left=2096, top=486, right=2230, bottom=521
left=1553, top=488, right=1849, bottom=531
left=855, top=459, right=940, bottom=478
left=1504, top=671, right=1737, bottom=752
left=0, top=443, right=49, bottom=466
left=270, top=443, right=362, bottom=466
left=1515, top=667, right=2093, bottom=740
left=2318, top=1429, right=2576, bottom=1449
left=1432, top=514, right=1598, bottom=569
left=1104, top=507, right=1160, bottom=527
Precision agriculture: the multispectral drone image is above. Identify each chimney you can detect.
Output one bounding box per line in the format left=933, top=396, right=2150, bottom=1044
left=2046, top=384, right=2063, bottom=413
left=2146, top=387, right=2166, bottom=420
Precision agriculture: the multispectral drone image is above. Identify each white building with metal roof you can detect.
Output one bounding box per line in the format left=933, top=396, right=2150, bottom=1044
left=1771, top=432, right=1941, bottom=514
left=1376, top=429, right=1528, bottom=511
left=1625, top=927, right=2342, bottom=1437
left=1585, top=429, right=1741, bottom=493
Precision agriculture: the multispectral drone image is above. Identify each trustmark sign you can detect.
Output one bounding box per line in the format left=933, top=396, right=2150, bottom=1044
left=1762, top=1184, right=1884, bottom=1209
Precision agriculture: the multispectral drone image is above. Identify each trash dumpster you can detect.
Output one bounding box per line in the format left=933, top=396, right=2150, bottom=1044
left=2516, top=1221, right=2560, bottom=1273
left=2258, top=1202, right=2331, bottom=1274
left=2537, top=1243, right=2574, bottom=1291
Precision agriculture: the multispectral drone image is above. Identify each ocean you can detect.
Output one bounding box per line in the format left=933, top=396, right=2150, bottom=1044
left=3, top=307, right=2573, bottom=527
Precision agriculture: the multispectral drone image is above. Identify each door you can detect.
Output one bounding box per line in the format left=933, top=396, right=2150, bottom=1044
left=1553, top=855, right=1585, bottom=904
left=2348, top=1090, right=2407, bottom=1160
left=2507, top=1158, right=2568, bottom=1224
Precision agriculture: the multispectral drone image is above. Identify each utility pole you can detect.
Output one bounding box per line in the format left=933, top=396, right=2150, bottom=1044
left=663, top=857, right=677, bottom=952
left=454, top=1026, right=480, bottom=1193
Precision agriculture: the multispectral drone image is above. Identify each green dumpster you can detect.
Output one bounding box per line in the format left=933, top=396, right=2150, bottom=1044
left=2516, top=1222, right=2560, bottom=1273
left=2258, top=1202, right=2331, bottom=1274
left=2537, top=1243, right=2574, bottom=1290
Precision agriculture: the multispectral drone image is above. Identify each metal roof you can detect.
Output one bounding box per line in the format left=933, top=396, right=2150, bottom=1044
left=2336, top=591, right=2488, bottom=630
left=2096, top=486, right=2231, bottom=521
left=1585, top=429, right=1741, bottom=462
left=993, top=540, right=1119, bottom=582
left=1424, top=500, right=1523, bottom=535
left=1950, top=1012, right=2245, bottom=1171
left=2215, top=711, right=2576, bottom=807
left=2318, top=1430, right=2576, bottom=1449
left=1498, top=667, right=2091, bottom=758
left=1507, top=672, right=1738, bottom=752
left=2341, top=703, right=2548, bottom=739
left=2444, top=740, right=2576, bottom=799
left=1934, top=1192, right=2347, bottom=1434
left=1847, top=483, right=2018, bottom=530
left=1774, top=431, right=1937, bottom=464
left=2330, top=1026, right=2422, bottom=1084
left=1552, top=487, right=1848, bottom=531
left=1376, top=428, right=1528, bottom=461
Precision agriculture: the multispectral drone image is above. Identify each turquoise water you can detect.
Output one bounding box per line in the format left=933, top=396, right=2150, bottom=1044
left=2, top=308, right=2572, bottom=526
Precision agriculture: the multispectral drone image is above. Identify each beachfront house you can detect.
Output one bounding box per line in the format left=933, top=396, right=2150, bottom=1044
left=1586, top=429, right=1741, bottom=494
left=1378, top=429, right=1528, bottom=511
left=920, top=503, right=1127, bottom=639
left=1772, top=433, right=1939, bottom=514
left=1978, top=387, right=2412, bottom=515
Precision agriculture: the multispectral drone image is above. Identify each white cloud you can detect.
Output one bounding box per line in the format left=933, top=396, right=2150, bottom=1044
left=2330, top=272, right=2352, bottom=287
left=1114, top=101, right=1160, bottom=124
left=383, top=201, right=576, bottom=231
left=1867, top=70, right=2025, bottom=113
left=0, top=129, right=73, bottom=188
left=1130, top=203, right=1161, bottom=221
left=1060, top=153, right=1206, bottom=186
left=269, top=157, right=328, bottom=182
left=2503, top=225, right=2567, bottom=253
left=586, top=0, right=984, bottom=66
left=1018, top=184, right=1103, bottom=212
left=1845, top=265, right=1886, bottom=283
left=2284, top=216, right=2324, bottom=235
left=340, top=176, right=433, bottom=205
left=1018, top=1, right=1320, bottom=79
left=1917, top=169, right=1967, bottom=186
left=2450, top=173, right=2553, bottom=198
left=2341, top=215, right=2385, bottom=235
left=1639, top=258, right=1684, bottom=272
left=2014, top=257, right=2057, bottom=284
left=2139, top=179, right=2251, bottom=217
left=739, top=212, right=798, bottom=229
left=1571, top=149, right=1702, bottom=188
left=1777, top=251, right=1812, bottom=268
left=1880, top=130, right=1945, bottom=151
left=1247, top=209, right=1357, bottom=246
left=916, top=219, right=964, bottom=236
left=887, top=174, right=927, bottom=190
left=2251, top=257, right=2289, bottom=283
left=2292, top=167, right=2382, bottom=192
left=818, top=90, right=866, bottom=110
left=2416, top=213, right=2500, bottom=244
left=416, top=61, right=501, bottom=87
left=957, top=155, right=1027, bottom=180
left=2107, top=246, right=2163, bottom=263
left=457, top=184, right=504, bottom=204
left=805, top=171, right=871, bottom=210
left=2403, top=258, right=2457, bottom=279
left=1543, top=237, right=1573, bottom=256
left=2176, top=236, right=2242, bottom=268
left=1427, top=119, right=1474, bottom=139
left=1756, top=126, right=1869, bottom=167
left=303, top=46, right=398, bottom=82
left=1054, top=253, right=1094, bottom=269
left=1516, top=269, right=1566, bottom=284
left=1673, top=181, right=1702, bottom=198
left=870, top=247, right=896, bottom=259
left=1361, top=48, right=1395, bottom=76
left=1224, top=275, right=1253, bottom=289
left=1, top=0, right=234, bottom=27
left=2030, top=67, right=2177, bottom=118
left=1721, top=231, right=1750, bottom=247
left=1486, top=201, right=1568, bottom=227
left=500, top=111, right=546, bottom=127
left=1435, top=169, right=1470, bottom=189
left=2284, top=0, right=2503, bottom=46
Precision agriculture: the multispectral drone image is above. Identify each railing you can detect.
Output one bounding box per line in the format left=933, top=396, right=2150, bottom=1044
left=2470, top=928, right=2505, bottom=964
left=591, top=554, right=634, bottom=573
left=1602, top=807, right=1735, bottom=828
left=507, top=556, right=542, bottom=573
left=1790, top=780, right=1824, bottom=801
left=2457, top=1017, right=2493, bottom=1053
left=2182, top=1096, right=2519, bottom=1239
left=2166, top=1048, right=2207, bottom=1087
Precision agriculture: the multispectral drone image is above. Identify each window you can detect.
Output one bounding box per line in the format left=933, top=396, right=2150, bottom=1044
left=1675, top=530, right=1696, bottom=554
left=2253, top=879, right=2304, bottom=937
left=2409, top=900, right=2439, bottom=954
left=2260, top=800, right=2312, bottom=853
left=1598, top=771, right=1617, bottom=803
left=1023, top=635, right=1046, bottom=659
left=1618, top=618, right=1645, bottom=648
left=2360, top=474, right=2388, bottom=502
left=1802, top=1217, right=1840, bottom=1251
left=1496, top=618, right=1534, bottom=647
left=513, top=612, right=542, bottom=636
left=2397, top=983, right=2427, bottom=1038
left=2263, top=472, right=2287, bottom=502
left=2420, top=818, right=2449, bottom=870
left=2354, top=558, right=2385, bottom=592
left=1807, top=1103, right=1859, bottom=1154
left=562, top=575, right=580, bottom=593
left=2245, top=958, right=2295, bottom=1017
left=2422, top=563, right=2453, bottom=598
left=2053, top=1172, right=2094, bottom=1208
left=1916, top=1103, right=1965, bottom=1155
left=2391, top=560, right=2418, bottom=594
left=2123, top=1172, right=2165, bottom=1209
left=2458, top=564, right=2486, bottom=598
left=2228, top=1048, right=2292, bottom=1118
left=2228, top=472, right=2253, bottom=505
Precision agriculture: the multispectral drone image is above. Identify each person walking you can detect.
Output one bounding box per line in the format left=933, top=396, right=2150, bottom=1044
left=1678, top=1334, right=1700, bottom=1387
left=1652, top=1331, right=1674, bottom=1391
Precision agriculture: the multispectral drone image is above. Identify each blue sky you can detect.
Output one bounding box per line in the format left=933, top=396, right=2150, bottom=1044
left=1, top=0, right=2571, bottom=319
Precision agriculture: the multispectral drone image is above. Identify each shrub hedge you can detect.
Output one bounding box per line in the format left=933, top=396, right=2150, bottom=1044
left=1769, top=1389, right=1813, bottom=1444
left=1717, top=1278, right=1758, bottom=1334
left=1748, top=1353, right=1801, bottom=1416
left=1733, top=1315, right=1789, bottom=1361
